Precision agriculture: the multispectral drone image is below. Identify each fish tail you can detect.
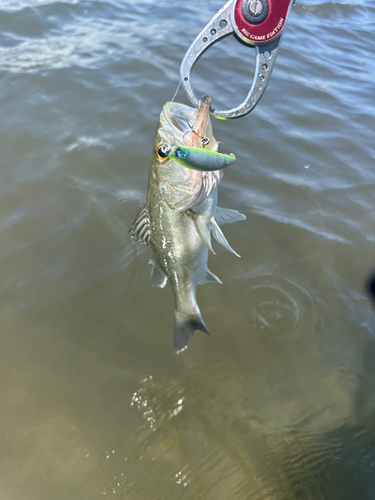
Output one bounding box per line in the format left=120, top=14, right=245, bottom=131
left=173, top=310, right=210, bottom=354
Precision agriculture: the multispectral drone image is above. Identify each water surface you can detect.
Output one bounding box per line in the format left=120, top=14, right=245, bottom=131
left=1, top=0, right=375, bottom=498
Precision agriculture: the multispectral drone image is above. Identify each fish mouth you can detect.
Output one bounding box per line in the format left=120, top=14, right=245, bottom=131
left=160, top=96, right=217, bottom=151
left=189, top=95, right=212, bottom=146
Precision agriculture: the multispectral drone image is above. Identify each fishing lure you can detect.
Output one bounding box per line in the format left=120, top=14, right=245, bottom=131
left=171, top=146, right=236, bottom=171
left=157, top=142, right=236, bottom=171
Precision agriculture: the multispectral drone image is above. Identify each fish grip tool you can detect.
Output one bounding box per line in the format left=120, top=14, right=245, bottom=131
left=180, top=0, right=295, bottom=120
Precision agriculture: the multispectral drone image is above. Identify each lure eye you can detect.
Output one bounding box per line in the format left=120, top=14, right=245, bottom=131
left=173, top=147, right=188, bottom=161
left=156, top=142, right=171, bottom=162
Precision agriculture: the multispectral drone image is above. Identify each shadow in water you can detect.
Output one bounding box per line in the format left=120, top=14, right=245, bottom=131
left=273, top=338, right=375, bottom=500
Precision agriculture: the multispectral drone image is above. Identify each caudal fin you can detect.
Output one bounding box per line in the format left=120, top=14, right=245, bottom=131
left=174, top=311, right=210, bottom=354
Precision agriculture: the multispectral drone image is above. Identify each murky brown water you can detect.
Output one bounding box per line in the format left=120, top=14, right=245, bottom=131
left=1, top=0, right=375, bottom=498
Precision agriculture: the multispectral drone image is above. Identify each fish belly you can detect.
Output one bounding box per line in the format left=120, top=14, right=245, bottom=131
left=149, top=190, right=216, bottom=312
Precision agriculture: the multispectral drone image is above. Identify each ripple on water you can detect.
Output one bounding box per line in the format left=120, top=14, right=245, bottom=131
left=240, top=266, right=323, bottom=341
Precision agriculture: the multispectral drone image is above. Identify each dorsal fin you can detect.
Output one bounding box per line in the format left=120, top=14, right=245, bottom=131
left=129, top=205, right=151, bottom=245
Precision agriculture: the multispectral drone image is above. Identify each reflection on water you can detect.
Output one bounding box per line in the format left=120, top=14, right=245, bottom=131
left=0, top=0, right=375, bottom=498
left=130, top=375, right=185, bottom=431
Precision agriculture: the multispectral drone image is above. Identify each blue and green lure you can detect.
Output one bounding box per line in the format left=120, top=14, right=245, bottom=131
left=157, top=142, right=236, bottom=172
left=169, top=146, right=236, bottom=172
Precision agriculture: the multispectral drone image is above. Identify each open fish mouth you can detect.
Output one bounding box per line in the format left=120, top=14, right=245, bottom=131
left=159, top=96, right=218, bottom=152
left=187, top=95, right=212, bottom=147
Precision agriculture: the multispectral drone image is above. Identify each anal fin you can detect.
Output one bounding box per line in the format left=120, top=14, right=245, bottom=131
left=211, top=217, right=241, bottom=258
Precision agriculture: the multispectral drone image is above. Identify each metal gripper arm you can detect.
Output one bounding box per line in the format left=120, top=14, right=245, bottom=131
left=180, top=0, right=294, bottom=120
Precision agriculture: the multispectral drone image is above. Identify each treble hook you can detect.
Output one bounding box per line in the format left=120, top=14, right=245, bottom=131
left=183, top=118, right=210, bottom=148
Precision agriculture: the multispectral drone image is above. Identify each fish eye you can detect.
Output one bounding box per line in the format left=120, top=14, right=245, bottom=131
left=155, top=142, right=171, bottom=162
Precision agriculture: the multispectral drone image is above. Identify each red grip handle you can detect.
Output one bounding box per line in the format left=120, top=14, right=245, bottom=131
left=232, top=0, right=294, bottom=45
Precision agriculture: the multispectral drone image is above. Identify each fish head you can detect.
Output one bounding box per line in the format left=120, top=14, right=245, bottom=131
left=151, top=96, right=222, bottom=211
left=155, top=95, right=218, bottom=154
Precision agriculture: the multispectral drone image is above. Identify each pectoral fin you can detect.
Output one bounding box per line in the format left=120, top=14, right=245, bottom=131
left=149, top=259, right=168, bottom=288
left=211, top=217, right=241, bottom=258
left=198, top=269, right=223, bottom=285
left=129, top=205, right=151, bottom=245
left=192, top=214, right=215, bottom=254
left=216, top=207, right=246, bottom=225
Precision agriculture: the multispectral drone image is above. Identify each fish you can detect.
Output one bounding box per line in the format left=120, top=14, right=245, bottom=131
left=129, top=95, right=246, bottom=353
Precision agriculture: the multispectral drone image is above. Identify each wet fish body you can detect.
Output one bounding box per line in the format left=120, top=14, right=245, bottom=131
left=130, top=96, right=245, bottom=353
